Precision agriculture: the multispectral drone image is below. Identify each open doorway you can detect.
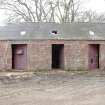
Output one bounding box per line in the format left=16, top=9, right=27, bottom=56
left=88, top=44, right=100, bottom=69
left=52, top=44, right=64, bottom=69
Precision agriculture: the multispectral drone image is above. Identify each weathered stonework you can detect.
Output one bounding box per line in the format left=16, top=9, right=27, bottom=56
left=0, top=40, right=105, bottom=71
left=27, top=41, right=51, bottom=70
left=64, top=41, right=88, bottom=70
left=0, top=41, right=12, bottom=70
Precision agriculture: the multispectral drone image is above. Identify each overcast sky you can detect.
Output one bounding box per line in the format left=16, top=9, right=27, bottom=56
left=0, top=0, right=105, bottom=25
left=82, top=0, right=105, bottom=13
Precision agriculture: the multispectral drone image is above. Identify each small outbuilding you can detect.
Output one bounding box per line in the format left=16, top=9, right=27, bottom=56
left=0, top=22, right=105, bottom=71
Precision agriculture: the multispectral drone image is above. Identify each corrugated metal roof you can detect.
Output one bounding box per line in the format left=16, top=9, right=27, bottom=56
left=0, top=22, right=105, bottom=40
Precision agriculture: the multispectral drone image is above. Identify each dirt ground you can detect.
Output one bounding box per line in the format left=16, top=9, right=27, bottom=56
left=0, top=70, right=105, bottom=105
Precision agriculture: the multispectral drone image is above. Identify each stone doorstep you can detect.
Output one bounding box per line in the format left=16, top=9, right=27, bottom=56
left=0, top=69, right=104, bottom=79
left=0, top=70, right=64, bottom=78
left=0, top=72, right=34, bottom=79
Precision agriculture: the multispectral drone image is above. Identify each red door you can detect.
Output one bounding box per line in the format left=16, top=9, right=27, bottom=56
left=88, top=44, right=99, bottom=69
left=12, top=44, right=27, bottom=70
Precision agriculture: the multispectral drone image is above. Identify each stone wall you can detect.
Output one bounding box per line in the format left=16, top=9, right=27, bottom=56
left=64, top=41, right=88, bottom=70
left=27, top=41, right=51, bottom=70
left=0, top=41, right=12, bottom=70
left=0, top=40, right=105, bottom=71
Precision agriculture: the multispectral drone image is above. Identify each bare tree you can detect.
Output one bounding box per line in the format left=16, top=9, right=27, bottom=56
left=77, top=10, right=105, bottom=23
left=0, top=0, right=80, bottom=23
left=56, top=0, right=80, bottom=23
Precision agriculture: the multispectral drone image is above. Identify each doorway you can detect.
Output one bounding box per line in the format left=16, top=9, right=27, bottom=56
left=88, top=44, right=99, bottom=69
left=52, top=44, right=64, bottom=69
left=12, top=44, right=27, bottom=70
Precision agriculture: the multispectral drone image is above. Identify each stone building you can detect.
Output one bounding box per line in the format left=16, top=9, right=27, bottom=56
left=0, top=22, right=105, bottom=71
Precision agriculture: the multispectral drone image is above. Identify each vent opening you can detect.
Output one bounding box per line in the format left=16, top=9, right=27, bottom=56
left=51, top=30, right=58, bottom=35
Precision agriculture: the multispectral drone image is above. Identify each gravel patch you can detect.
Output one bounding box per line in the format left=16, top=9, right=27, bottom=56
left=0, top=70, right=105, bottom=105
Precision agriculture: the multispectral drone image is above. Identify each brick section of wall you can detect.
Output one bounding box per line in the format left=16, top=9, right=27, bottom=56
left=26, top=40, right=105, bottom=70
left=64, top=41, right=88, bottom=70
left=27, top=41, right=51, bottom=70
left=100, top=43, right=105, bottom=70
left=0, top=41, right=12, bottom=70
left=86, top=41, right=105, bottom=70
left=0, top=40, right=105, bottom=71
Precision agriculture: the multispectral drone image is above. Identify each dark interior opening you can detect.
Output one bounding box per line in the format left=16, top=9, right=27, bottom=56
left=52, top=44, right=64, bottom=69
left=51, top=30, right=58, bottom=34
left=12, top=45, right=15, bottom=69
left=96, top=45, right=99, bottom=68
left=88, top=44, right=100, bottom=69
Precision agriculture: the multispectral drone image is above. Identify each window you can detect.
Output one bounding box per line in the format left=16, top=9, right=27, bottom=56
left=51, top=30, right=58, bottom=35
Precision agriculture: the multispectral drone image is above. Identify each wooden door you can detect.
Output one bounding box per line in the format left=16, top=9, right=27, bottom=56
left=12, top=44, right=27, bottom=70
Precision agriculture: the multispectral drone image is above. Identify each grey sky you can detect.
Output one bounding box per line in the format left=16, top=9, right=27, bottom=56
left=0, top=0, right=105, bottom=25
left=82, top=0, right=105, bottom=13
